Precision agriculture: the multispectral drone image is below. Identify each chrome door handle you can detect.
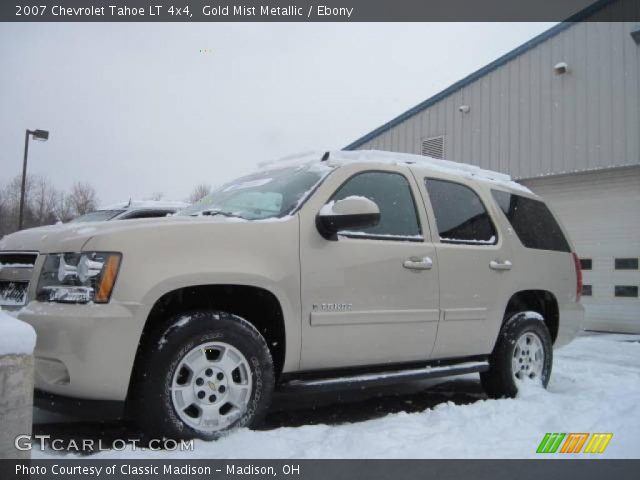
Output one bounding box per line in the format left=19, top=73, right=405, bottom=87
left=490, top=260, right=513, bottom=271
left=403, top=257, right=433, bottom=270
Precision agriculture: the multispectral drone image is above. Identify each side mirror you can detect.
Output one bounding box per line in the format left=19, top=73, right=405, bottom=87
left=316, top=196, right=381, bottom=240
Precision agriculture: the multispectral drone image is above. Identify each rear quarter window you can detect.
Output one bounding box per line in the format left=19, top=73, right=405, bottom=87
left=492, top=190, right=570, bottom=252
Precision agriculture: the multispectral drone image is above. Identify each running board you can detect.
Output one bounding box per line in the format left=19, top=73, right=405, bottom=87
left=278, top=360, right=489, bottom=392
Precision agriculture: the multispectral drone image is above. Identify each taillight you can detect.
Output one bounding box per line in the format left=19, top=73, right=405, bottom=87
left=572, top=252, right=583, bottom=301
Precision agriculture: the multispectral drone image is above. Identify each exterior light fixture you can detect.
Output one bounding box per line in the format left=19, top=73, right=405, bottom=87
left=554, top=62, right=569, bottom=75
left=31, top=129, right=50, bottom=141
left=18, top=128, right=51, bottom=229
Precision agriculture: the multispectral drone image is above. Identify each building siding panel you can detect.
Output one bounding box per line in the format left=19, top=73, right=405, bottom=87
left=350, top=17, right=639, bottom=180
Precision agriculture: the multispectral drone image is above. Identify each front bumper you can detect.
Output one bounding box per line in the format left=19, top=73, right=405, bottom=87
left=35, top=389, right=126, bottom=419
left=17, top=301, right=146, bottom=402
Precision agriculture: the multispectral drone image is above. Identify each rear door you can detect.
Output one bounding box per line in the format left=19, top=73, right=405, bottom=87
left=416, top=175, right=514, bottom=358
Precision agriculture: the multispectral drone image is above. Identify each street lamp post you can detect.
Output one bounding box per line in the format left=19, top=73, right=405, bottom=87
left=18, top=128, right=49, bottom=230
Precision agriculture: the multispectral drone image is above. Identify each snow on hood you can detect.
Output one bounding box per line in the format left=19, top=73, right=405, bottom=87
left=0, top=221, right=99, bottom=253
left=0, top=215, right=289, bottom=254
left=98, top=199, right=190, bottom=210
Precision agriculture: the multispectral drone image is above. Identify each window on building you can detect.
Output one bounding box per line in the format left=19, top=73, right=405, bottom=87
left=582, top=285, right=593, bottom=296
left=614, top=286, right=639, bottom=298
left=425, top=179, right=496, bottom=245
left=580, top=259, right=592, bottom=270
left=492, top=190, right=570, bottom=252
left=331, top=171, right=422, bottom=240
left=615, top=258, right=639, bottom=270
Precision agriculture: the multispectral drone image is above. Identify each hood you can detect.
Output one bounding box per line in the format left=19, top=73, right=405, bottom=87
left=0, top=215, right=265, bottom=254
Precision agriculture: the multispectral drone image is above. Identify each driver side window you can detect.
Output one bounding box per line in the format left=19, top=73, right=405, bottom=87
left=331, top=171, right=422, bottom=240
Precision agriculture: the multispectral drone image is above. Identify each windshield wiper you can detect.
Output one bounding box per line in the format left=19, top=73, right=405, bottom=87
left=193, top=209, right=246, bottom=219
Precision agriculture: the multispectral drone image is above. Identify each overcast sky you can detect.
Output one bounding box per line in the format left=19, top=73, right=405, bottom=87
left=0, top=22, right=555, bottom=205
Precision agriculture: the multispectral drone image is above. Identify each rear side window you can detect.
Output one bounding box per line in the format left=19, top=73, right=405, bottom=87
left=331, top=171, right=422, bottom=239
left=492, top=190, right=570, bottom=252
left=425, top=178, right=496, bottom=245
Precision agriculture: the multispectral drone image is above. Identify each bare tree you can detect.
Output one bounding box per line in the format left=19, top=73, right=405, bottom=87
left=148, top=191, right=164, bottom=201
left=0, top=176, right=101, bottom=233
left=188, top=183, right=211, bottom=204
left=1, top=175, right=34, bottom=233
left=69, top=182, right=99, bottom=216
left=0, top=186, right=7, bottom=235
left=0, top=184, right=6, bottom=215
left=31, top=176, right=59, bottom=226
left=53, top=192, right=75, bottom=223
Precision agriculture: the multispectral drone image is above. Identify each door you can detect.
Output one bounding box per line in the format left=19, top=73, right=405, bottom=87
left=418, top=176, right=515, bottom=358
left=299, top=166, right=440, bottom=370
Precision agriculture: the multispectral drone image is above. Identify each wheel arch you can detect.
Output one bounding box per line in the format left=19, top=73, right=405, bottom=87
left=126, top=283, right=288, bottom=404
left=502, top=289, right=560, bottom=344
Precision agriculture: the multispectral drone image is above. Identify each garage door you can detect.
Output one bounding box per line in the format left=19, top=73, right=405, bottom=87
left=522, top=166, right=640, bottom=333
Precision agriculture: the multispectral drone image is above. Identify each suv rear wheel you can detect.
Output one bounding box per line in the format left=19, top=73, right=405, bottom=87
left=131, top=310, right=274, bottom=440
left=481, top=312, right=553, bottom=398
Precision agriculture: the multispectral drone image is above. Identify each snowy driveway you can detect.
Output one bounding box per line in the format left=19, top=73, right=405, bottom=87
left=34, top=333, right=640, bottom=459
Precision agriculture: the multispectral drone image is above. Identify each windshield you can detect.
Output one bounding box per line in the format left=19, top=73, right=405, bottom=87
left=178, top=164, right=333, bottom=220
left=69, top=209, right=125, bottom=223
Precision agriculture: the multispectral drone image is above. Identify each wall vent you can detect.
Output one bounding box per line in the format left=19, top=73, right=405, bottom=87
left=422, top=136, right=445, bottom=159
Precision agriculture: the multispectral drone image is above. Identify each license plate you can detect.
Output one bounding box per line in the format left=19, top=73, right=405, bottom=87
left=0, top=281, right=28, bottom=306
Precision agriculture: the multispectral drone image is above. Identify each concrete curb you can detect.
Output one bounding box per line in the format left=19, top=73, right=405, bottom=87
left=0, top=354, right=34, bottom=459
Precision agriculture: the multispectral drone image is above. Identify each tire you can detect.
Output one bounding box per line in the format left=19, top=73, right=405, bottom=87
left=131, top=310, right=274, bottom=440
left=481, top=312, right=553, bottom=398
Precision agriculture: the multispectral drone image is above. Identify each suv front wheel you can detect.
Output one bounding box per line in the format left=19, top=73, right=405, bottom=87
left=131, top=310, right=274, bottom=440
left=481, top=312, right=553, bottom=398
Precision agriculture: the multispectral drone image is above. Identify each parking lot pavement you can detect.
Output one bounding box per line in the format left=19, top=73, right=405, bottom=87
left=32, top=375, right=483, bottom=454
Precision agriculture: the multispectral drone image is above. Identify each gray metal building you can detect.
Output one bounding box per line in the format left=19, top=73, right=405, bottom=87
left=345, top=0, right=640, bottom=333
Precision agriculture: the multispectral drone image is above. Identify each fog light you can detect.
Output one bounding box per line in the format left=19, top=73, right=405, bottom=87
left=40, top=286, right=93, bottom=304
left=35, top=357, right=70, bottom=385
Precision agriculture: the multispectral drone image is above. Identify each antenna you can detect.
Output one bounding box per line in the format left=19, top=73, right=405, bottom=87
left=321, top=151, right=330, bottom=162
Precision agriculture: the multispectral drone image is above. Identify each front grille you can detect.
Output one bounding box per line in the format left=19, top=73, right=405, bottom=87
left=0, top=281, right=29, bottom=306
left=0, top=252, right=38, bottom=267
left=0, top=251, right=38, bottom=307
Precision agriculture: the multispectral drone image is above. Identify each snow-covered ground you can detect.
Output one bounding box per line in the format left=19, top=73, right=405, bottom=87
left=34, top=333, right=639, bottom=459
left=0, top=307, right=36, bottom=355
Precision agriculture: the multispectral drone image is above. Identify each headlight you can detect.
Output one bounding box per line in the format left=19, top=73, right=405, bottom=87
left=37, top=252, right=122, bottom=304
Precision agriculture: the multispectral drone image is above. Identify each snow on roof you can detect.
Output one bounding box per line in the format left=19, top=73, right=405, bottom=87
left=257, top=151, right=328, bottom=169
left=0, top=308, right=36, bottom=356
left=98, top=200, right=191, bottom=210
left=259, top=150, right=532, bottom=194
left=329, top=150, right=533, bottom=194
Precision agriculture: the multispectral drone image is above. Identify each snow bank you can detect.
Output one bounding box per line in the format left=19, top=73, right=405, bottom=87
left=0, top=308, right=36, bottom=356
left=39, top=333, right=640, bottom=459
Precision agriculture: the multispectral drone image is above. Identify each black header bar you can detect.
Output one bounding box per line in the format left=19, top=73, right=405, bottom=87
left=2, top=459, right=640, bottom=480
left=2, top=0, right=640, bottom=22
